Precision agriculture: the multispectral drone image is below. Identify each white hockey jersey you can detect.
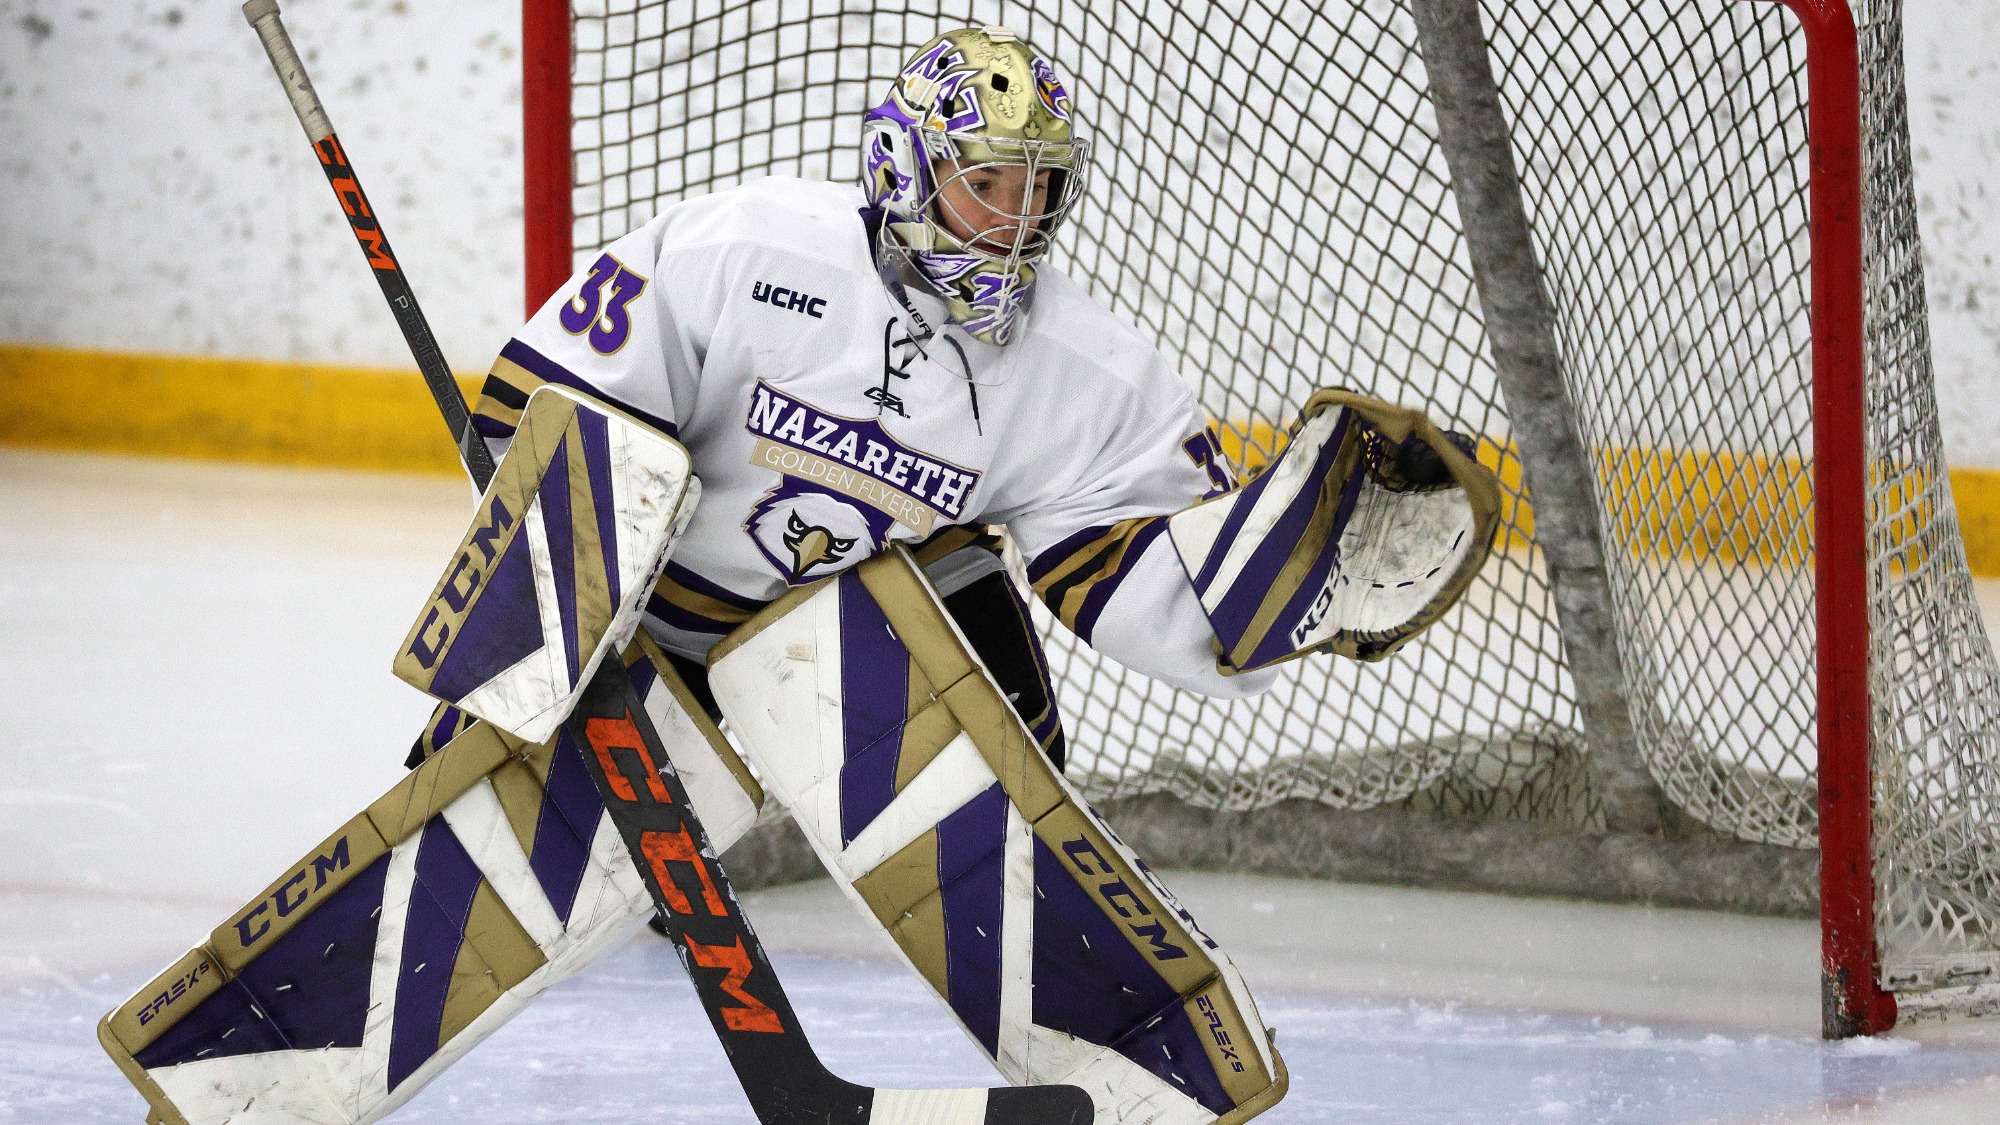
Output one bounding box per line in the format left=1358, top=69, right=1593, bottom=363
left=473, top=176, right=1274, bottom=698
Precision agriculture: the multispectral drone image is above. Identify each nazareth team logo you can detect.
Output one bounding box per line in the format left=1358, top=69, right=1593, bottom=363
left=747, top=487, right=887, bottom=584
left=742, top=382, right=983, bottom=585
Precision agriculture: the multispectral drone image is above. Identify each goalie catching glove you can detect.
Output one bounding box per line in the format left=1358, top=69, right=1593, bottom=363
left=1168, top=389, right=1502, bottom=674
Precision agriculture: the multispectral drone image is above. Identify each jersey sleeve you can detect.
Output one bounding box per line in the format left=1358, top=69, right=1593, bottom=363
left=472, top=218, right=721, bottom=452
left=1007, top=384, right=1278, bottom=699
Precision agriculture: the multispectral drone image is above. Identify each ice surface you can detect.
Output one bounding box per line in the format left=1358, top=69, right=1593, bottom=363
left=10, top=449, right=2000, bottom=1124
left=12, top=934, right=2000, bottom=1124
left=0, top=451, right=461, bottom=992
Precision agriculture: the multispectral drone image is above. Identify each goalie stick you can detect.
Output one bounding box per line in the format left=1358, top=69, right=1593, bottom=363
left=240, top=4, right=1093, bottom=1123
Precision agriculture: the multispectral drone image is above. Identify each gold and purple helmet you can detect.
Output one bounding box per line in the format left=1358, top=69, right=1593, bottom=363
left=861, top=27, right=1090, bottom=345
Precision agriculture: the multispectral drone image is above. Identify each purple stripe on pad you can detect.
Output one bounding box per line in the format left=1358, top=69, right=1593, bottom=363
left=529, top=730, right=605, bottom=925
left=133, top=856, right=391, bottom=1068
left=431, top=705, right=468, bottom=749
left=1244, top=465, right=1367, bottom=668
left=937, top=783, right=1009, bottom=1056
left=1204, top=412, right=1353, bottom=647
left=1027, top=836, right=1232, bottom=1109
left=1189, top=439, right=1288, bottom=593
left=131, top=978, right=290, bottom=1068
left=627, top=652, right=656, bottom=699
left=539, top=434, right=582, bottom=687
left=573, top=406, right=623, bottom=613
left=1195, top=409, right=1349, bottom=596
left=1110, top=1000, right=1236, bottom=1115
left=388, top=818, right=485, bottom=1091
left=1029, top=834, right=1181, bottom=1045
left=428, top=523, right=546, bottom=703
left=838, top=569, right=910, bottom=845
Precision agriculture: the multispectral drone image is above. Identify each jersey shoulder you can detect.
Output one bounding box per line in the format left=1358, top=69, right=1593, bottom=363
left=647, top=177, right=871, bottom=270
left=1015, top=265, right=1200, bottom=419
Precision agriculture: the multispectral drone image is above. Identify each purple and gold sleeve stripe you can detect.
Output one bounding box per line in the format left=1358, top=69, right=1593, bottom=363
left=1027, top=517, right=1169, bottom=644
left=474, top=339, right=678, bottom=443
left=645, top=562, right=769, bottom=640
left=910, top=523, right=1002, bottom=566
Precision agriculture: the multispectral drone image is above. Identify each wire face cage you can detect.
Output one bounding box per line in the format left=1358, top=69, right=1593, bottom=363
left=527, top=0, right=2000, bottom=1034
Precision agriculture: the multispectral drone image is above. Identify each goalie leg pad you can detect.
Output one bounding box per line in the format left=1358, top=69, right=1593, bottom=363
left=100, top=638, right=759, bottom=1125
left=707, top=549, right=1286, bottom=1125
left=394, top=384, right=698, bottom=743
left=1168, top=389, right=1501, bottom=672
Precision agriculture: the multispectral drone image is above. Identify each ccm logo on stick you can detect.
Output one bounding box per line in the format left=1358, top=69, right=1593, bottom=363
left=231, top=837, right=354, bottom=948
left=1061, top=836, right=1189, bottom=962
left=583, top=713, right=784, bottom=1034
left=312, top=135, right=397, bottom=272
left=751, top=281, right=826, bottom=318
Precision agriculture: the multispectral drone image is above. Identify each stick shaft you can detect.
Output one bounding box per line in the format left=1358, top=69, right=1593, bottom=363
left=238, top=9, right=1088, bottom=1119
left=241, top=0, right=497, bottom=489
left=233, top=4, right=839, bottom=1107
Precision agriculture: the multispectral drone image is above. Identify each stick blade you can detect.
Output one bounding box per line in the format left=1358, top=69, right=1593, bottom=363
left=863, top=1085, right=1092, bottom=1125
left=980, top=1084, right=1096, bottom=1125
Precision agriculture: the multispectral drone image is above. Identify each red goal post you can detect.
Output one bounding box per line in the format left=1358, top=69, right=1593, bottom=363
left=1768, top=0, right=1894, bottom=1038
left=523, top=0, right=574, bottom=321
left=517, top=0, right=1996, bottom=1039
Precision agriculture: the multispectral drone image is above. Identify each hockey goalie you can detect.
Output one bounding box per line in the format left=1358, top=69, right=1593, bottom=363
left=100, top=25, right=1498, bottom=1125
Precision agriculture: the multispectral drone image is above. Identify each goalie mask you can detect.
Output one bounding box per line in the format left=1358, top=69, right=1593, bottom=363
left=862, top=26, right=1091, bottom=346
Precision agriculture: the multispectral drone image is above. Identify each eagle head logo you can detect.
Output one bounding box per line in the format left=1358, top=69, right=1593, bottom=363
left=784, top=510, right=858, bottom=578
left=747, top=488, right=883, bottom=584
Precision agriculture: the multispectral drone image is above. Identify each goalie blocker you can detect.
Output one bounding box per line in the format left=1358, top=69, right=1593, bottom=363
left=708, top=549, right=1288, bottom=1125
left=392, top=383, right=698, bottom=743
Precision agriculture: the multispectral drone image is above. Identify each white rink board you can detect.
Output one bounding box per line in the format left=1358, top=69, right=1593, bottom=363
left=0, top=1, right=1995, bottom=466
left=12, top=450, right=2000, bottom=1123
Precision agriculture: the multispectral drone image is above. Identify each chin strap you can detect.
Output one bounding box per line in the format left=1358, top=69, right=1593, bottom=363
left=862, top=207, right=989, bottom=434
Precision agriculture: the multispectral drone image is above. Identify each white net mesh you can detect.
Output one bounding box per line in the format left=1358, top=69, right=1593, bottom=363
left=1845, top=2, right=2000, bottom=991
left=1487, top=1, right=1823, bottom=844
left=565, top=0, right=2000, bottom=997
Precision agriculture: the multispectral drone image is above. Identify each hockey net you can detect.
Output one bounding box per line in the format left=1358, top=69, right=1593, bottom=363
left=546, top=0, right=2000, bottom=1028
